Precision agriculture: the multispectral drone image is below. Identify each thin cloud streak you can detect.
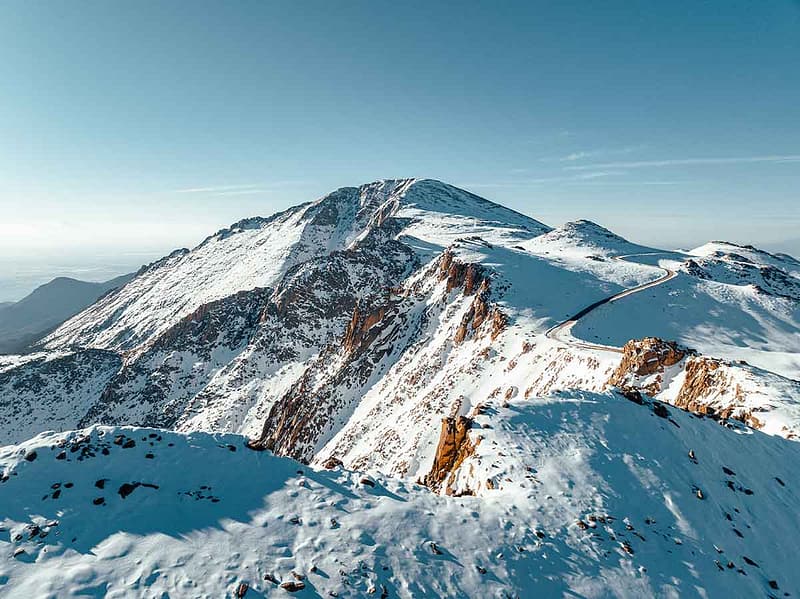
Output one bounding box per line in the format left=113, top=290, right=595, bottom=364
left=565, top=155, right=800, bottom=171
left=558, top=145, right=647, bottom=162
left=174, top=184, right=263, bottom=194
left=211, top=189, right=273, bottom=196
left=458, top=171, right=685, bottom=189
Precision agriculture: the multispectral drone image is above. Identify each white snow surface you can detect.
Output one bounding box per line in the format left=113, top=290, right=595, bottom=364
left=2, top=391, right=799, bottom=598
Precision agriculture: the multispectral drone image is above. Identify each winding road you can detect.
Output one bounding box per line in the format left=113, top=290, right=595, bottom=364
left=544, top=253, right=678, bottom=353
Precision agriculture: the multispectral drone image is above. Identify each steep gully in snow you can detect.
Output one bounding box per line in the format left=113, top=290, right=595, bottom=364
left=545, top=253, right=678, bottom=352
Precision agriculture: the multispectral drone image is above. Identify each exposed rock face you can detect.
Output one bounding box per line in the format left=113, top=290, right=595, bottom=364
left=439, top=250, right=485, bottom=295
left=608, top=337, right=689, bottom=395
left=674, top=357, right=728, bottom=416
left=434, top=251, right=507, bottom=345
left=672, top=356, right=768, bottom=431
left=252, top=249, right=506, bottom=462
left=342, top=302, right=393, bottom=354
left=80, top=288, right=272, bottom=430
left=0, top=350, right=122, bottom=445
left=423, top=416, right=475, bottom=494
left=607, top=337, right=800, bottom=438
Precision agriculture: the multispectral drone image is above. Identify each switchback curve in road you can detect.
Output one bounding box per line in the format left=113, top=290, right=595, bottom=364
left=544, top=253, right=678, bottom=353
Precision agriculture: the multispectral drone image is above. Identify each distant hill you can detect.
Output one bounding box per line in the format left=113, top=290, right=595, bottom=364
left=0, top=273, right=133, bottom=353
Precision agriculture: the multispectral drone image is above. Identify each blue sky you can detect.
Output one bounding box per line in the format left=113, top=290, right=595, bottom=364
left=1, top=1, right=799, bottom=298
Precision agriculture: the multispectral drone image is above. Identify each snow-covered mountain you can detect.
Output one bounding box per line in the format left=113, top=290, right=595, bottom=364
left=0, top=274, right=133, bottom=354
left=2, top=178, right=800, bottom=597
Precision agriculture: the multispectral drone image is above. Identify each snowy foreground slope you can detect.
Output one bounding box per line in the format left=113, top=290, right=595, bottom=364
left=2, top=388, right=799, bottom=598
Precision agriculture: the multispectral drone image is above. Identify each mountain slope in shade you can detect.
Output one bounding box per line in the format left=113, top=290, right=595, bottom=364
left=1, top=390, right=798, bottom=598
left=0, top=274, right=133, bottom=354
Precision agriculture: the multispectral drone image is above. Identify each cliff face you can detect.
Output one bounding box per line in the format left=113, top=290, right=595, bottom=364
left=253, top=249, right=508, bottom=464
left=422, top=416, right=476, bottom=494
left=607, top=337, right=800, bottom=439
left=607, top=337, right=689, bottom=395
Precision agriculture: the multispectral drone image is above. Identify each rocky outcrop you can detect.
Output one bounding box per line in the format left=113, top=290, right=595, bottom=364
left=437, top=252, right=507, bottom=345
left=439, top=250, right=486, bottom=296
left=343, top=302, right=392, bottom=354
left=608, top=338, right=800, bottom=437
left=423, top=416, right=475, bottom=494
left=672, top=356, right=767, bottom=430
left=608, top=337, right=690, bottom=395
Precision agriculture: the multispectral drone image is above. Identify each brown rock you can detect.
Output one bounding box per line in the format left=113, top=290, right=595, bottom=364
left=423, top=416, right=475, bottom=493
left=280, top=581, right=306, bottom=592
left=322, top=456, right=343, bottom=470
left=608, top=338, right=689, bottom=395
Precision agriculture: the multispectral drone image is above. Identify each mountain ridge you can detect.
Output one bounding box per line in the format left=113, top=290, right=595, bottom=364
left=2, top=177, right=800, bottom=596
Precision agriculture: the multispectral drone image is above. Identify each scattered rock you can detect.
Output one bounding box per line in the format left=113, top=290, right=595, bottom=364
left=118, top=482, right=139, bottom=498
left=323, top=456, right=343, bottom=470
left=430, top=542, right=443, bottom=555
left=264, top=573, right=279, bottom=584
left=617, top=387, right=644, bottom=405
left=653, top=403, right=669, bottom=419
left=24, top=451, right=37, bottom=462
left=620, top=541, right=634, bottom=555
left=280, top=581, right=306, bottom=592
left=95, top=479, right=107, bottom=489
left=93, top=497, right=105, bottom=505
left=235, top=582, right=249, bottom=597
left=742, top=556, right=759, bottom=567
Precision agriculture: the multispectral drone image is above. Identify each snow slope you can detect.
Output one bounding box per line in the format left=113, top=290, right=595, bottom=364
left=571, top=257, right=800, bottom=379
left=1, top=389, right=798, bottom=598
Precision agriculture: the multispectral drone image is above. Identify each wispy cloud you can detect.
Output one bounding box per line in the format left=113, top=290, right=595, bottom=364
left=171, top=181, right=309, bottom=196
left=459, top=171, right=637, bottom=189
left=173, top=184, right=264, bottom=194
left=558, top=145, right=646, bottom=162
left=565, top=154, right=800, bottom=171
